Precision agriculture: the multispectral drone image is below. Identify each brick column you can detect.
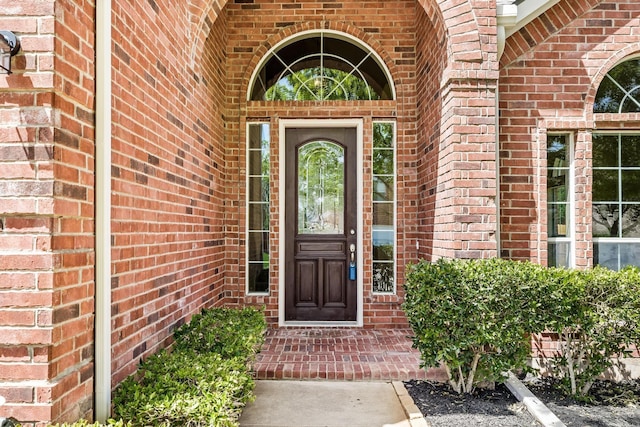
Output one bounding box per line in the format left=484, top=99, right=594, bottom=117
left=431, top=69, right=499, bottom=260
left=0, top=1, right=96, bottom=424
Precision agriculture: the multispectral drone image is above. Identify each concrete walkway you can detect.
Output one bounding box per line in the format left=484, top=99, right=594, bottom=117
left=240, top=380, right=426, bottom=427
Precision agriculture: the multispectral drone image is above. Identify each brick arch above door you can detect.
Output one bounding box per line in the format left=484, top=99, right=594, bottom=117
left=186, top=0, right=487, bottom=77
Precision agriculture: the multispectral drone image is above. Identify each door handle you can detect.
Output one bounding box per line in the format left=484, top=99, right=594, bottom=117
left=349, top=244, right=356, bottom=281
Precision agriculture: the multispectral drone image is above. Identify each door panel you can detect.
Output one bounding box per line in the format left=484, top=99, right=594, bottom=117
left=285, top=127, right=357, bottom=322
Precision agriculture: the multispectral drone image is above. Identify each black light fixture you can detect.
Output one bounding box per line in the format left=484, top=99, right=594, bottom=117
left=0, top=31, right=21, bottom=74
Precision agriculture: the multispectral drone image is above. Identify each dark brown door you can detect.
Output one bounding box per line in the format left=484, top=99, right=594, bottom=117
left=285, top=127, right=357, bottom=322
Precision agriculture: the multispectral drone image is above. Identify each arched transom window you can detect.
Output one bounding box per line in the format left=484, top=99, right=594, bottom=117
left=249, top=31, right=394, bottom=101
left=594, top=58, right=640, bottom=113
left=590, top=57, right=640, bottom=270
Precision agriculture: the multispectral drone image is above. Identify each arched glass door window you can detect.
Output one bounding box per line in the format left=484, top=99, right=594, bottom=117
left=594, top=58, right=640, bottom=113
left=249, top=32, right=394, bottom=101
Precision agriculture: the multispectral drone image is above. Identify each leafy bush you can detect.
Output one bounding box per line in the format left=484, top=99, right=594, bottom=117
left=403, top=258, right=550, bottom=393
left=544, top=266, right=640, bottom=396
left=173, top=307, right=267, bottom=358
left=110, top=306, right=266, bottom=427
left=112, top=351, right=254, bottom=427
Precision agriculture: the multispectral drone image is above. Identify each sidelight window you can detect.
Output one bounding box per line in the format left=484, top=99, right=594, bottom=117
left=247, top=123, right=270, bottom=294
left=547, top=134, right=573, bottom=268
left=372, top=122, right=396, bottom=293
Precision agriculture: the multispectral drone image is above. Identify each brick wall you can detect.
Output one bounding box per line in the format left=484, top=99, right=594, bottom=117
left=499, top=0, right=640, bottom=266
left=222, top=0, right=420, bottom=328
left=0, top=0, right=95, bottom=424
left=109, top=0, right=228, bottom=387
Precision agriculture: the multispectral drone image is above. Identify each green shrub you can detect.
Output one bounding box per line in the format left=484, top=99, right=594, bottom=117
left=173, top=307, right=267, bottom=359
left=544, top=266, right=640, bottom=396
left=111, top=306, right=266, bottom=427
left=403, top=258, right=550, bottom=393
left=113, top=351, right=254, bottom=427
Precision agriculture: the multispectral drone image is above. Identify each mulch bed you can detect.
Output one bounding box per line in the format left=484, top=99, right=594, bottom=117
left=405, top=378, right=640, bottom=427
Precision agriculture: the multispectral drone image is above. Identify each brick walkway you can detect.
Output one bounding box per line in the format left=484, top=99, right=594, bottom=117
left=252, top=328, right=447, bottom=381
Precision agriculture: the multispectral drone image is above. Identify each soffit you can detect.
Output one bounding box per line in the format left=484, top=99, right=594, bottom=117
left=505, top=0, right=560, bottom=37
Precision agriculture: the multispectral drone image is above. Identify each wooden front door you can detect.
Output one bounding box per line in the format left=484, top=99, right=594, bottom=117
left=285, top=127, right=358, bottom=322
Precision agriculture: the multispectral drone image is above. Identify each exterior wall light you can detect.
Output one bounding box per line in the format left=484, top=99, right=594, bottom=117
left=0, top=31, right=21, bottom=74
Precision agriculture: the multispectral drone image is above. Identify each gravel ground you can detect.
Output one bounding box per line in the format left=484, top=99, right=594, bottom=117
left=404, top=380, right=540, bottom=427
left=405, top=378, right=640, bottom=427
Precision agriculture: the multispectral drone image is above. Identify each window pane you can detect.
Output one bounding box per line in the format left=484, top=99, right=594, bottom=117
left=298, top=141, right=345, bottom=234
left=621, top=204, right=640, bottom=237
left=548, top=242, right=570, bottom=268
left=592, top=169, right=619, bottom=202
left=547, top=135, right=568, bottom=167
left=248, top=203, right=269, bottom=231
left=622, top=170, right=640, bottom=201
left=547, top=169, right=568, bottom=202
left=373, top=227, right=394, bottom=261
left=373, top=176, right=394, bottom=202
left=374, top=123, right=394, bottom=148
left=548, top=203, right=568, bottom=237
left=594, top=59, right=640, bottom=113
left=594, top=243, right=619, bottom=270
left=249, top=176, right=269, bottom=202
left=248, top=124, right=269, bottom=149
left=592, top=134, right=619, bottom=167
left=373, top=262, right=394, bottom=293
left=620, top=243, right=640, bottom=268
left=248, top=231, right=269, bottom=262
left=373, top=149, right=394, bottom=175
left=373, top=202, right=394, bottom=226
left=621, top=135, right=640, bottom=167
left=592, top=204, right=620, bottom=237
left=248, top=150, right=269, bottom=175
left=248, top=263, right=269, bottom=293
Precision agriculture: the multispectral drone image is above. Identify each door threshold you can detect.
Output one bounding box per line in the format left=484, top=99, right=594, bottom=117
left=281, top=321, right=361, bottom=328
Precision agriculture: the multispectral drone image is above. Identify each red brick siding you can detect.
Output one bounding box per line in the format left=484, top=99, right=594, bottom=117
left=416, top=3, right=447, bottom=260
left=499, top=0, right=640, bottom=265
left=110, top=1, right=227, bottom=387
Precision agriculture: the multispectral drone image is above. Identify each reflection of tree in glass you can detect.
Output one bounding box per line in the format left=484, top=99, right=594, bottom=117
left=373, top=262, right=394, bottom=293
left=592, top=134, right=640, bottom=237
left=594, top=59, right=640, bottom=113
left=266, top=68, right=379, bottom=101
left=298, top=142, right=344, bottom=233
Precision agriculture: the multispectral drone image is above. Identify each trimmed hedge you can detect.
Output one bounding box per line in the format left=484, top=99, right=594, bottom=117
left=403, top=258, right=549, bottom=393
left=403, top=258, right=640, bottom=397
left=545, top=266, right=640, bottom=395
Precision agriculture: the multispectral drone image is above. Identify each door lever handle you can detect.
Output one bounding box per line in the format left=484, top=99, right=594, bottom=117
left=349, top=244, right=356, bottom=281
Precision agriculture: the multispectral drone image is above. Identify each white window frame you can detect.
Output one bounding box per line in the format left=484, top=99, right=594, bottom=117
left=547, top=132, right=575, bottom=268
left=246, top=122, right=270, bottom=295
left=592, top=131, right=640, bottom=270
left=372, top=121, right=397, bottom=294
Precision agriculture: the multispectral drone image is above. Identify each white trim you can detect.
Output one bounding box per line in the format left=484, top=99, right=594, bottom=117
left=247, top=29, right=396, bottom=101
left=278, top=119, right=364, bottom=327
left=546, top=132, right=575, bottom=268
left=371, top=121, right=397, bottom=295
left=505, top=0, right=560, bottom=38
left=246, top=122, right=270, bottom=296
left=95, top=0, right=112, bottom=421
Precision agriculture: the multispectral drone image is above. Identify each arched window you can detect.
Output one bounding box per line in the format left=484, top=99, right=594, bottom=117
left=591, top=57, right=640, bottom=270
left=594, top=58, right=640, bottom=113
left=249, top=32, right=394, bottom=101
